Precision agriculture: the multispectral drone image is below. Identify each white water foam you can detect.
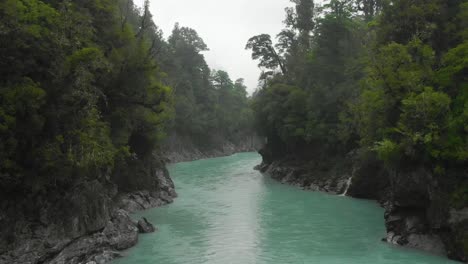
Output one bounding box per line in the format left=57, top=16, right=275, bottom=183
left=340, top=177, right=353, bottom=196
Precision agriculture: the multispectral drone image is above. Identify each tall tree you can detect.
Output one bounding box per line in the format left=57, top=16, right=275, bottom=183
left=245, top=34, right=287, bottom=75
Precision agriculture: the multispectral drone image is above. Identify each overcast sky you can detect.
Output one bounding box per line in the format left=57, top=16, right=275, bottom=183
left=135, top=0, right=292, bottom=94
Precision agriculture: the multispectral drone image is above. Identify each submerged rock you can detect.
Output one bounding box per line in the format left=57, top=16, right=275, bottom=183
left=137, top=217, right=156, bottom=233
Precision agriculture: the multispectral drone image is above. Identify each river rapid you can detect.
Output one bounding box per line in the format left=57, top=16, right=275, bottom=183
left=114, top=152, right=457, bottom=264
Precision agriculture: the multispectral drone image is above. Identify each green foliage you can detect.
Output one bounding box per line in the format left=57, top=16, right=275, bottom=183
left=169, top=23, right=209, bottom=53
left=0, top=0, right=173, bottom=190
left=249, top=0, right=468, bottom=174
left=437, top=41, right=468, bottom=89
left=67, top=109, right=116, bottom=169
left=397, top=87, right=451, bottom=159
left=458, top=3, right=468, bottom=40
left=373, top=139, right=401, bottom=165
left=162, top=24, right=253, bottom=147
left=356, top=0, right=383, bottom=21
left=376, top=0, right=443, bottom=44
left=250, top=0, right=368, bottom=155
left=437, top=41, right=468, bottom=161
left=351, top=89, right=388, bottom=146
left=354, top=36, right=462, bottom=165
left=246, top=34, right=286, bottom=74
left=0, top=78, right=46, bottom=176
left=252, top=84, right=307, bottom=145
left=366, top=40, right=434, bottom=103
left=292, top=0, right=315, bottom=32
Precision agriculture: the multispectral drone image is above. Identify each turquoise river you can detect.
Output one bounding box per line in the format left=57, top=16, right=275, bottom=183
left=114, top=152, right=458, bottom=264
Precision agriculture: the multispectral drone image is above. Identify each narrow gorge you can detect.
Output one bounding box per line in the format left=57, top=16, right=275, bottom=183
left=112, top=153, right=459, bottom=264
left=1, top=0, right=467, bottom=263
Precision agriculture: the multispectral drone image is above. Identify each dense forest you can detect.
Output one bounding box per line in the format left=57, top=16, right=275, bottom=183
left=0, top=0, right=252, bottom=191
left=1, top=0, right=467, bottom=263
left=248, top=0, right=467, bottom=261
left=160, top=23, right=256, bottom=161
left=0, top=0, right=252, bottom=263
left=0, top=0, right=172, bottom=194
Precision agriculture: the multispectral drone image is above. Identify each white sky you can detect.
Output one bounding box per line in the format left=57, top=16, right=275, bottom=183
left=135, top=0, right=292, bottom=94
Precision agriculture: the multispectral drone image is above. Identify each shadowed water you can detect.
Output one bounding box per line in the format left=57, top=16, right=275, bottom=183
left=114, top=152, right=457, bottom=264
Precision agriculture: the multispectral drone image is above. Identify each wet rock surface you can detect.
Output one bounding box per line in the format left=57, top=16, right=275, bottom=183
left=257, top=153, right=467, bottom=262
left=0, top=162, right=177, bottom=264
left=137, top=217, right=156, bottom=233
left=256, top=158, right=353, bottom=195
left=46, top=210, right=138, bottom=264
left=380, top=168, right=467, bottom=262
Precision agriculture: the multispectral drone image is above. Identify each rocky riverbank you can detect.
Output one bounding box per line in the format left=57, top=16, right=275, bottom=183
left=0, top=160, right=177, bottom=264
left=377, top=167, right=468, bottom=262
left=255, top=158, right=353, bottom=195
left=163, top=133, right=263, bottom=163
left=256, top=153, right=467, bottom=262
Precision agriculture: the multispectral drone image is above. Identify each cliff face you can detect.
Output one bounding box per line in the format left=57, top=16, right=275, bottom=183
left=163, top=133, right=263, bottom=163
left=347, top=155, right=468, bottom=262
left=257, top=146, right=468, bottom=262
left=256, top=156, right=353, bottom=195
left=379, top=168, right=467, bottom=262
left=0, top=154, right=177, bottom=264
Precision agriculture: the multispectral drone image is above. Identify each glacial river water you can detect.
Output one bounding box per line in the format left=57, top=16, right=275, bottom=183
left=114, top=152, right=457, bottom=264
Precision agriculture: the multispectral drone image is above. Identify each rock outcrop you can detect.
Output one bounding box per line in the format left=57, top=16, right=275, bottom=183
left=257, top=150, right=467, bottom=262
left=256, top=156, right=353, bottom=195
left=137, top=217, right=156, bottom=233
left=379, top=167, right=468, bottom=262
left=45, top=209, right=139, bottom=264
left=117, top=168, right=177, bottom=213
left=0, top=157, right=177, bottom=264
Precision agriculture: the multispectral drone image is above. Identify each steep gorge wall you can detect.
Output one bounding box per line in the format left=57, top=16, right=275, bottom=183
left=256, top=147, right=468, bottom=262
left=0, top=155, right=177, bottom=264
left=375, top=168, right=467, bottom=261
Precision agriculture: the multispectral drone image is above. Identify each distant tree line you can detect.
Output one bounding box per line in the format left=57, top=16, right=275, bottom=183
left=158, top=23, right=254, bottom=149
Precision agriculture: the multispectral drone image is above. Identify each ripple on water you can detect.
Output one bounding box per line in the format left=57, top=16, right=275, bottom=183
left=114, top=153, right=459, bottom=264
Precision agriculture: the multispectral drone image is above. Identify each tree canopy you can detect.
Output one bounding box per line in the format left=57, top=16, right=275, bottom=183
left=0, top=0, right=254, bottom=192
left=248, top=0, right=468, bottom=173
